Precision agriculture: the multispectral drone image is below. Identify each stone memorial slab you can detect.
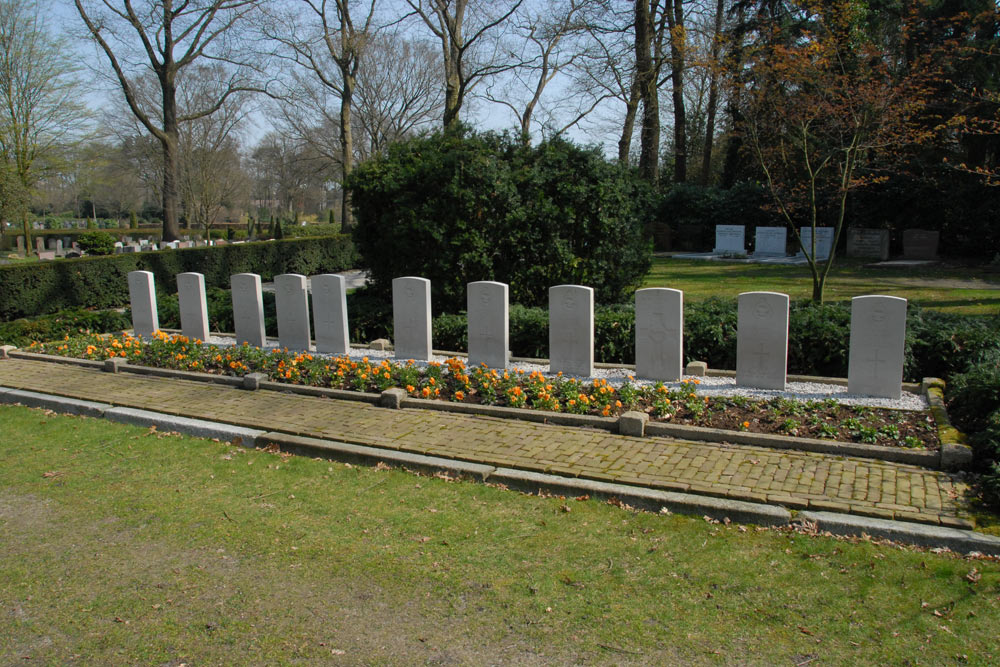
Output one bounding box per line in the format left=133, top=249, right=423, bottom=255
left=848, top=295, right=907, bottom=399
left=549, top=285, right=594, bottom=377
left=15, top=236, right=24, bottom=255
left=713, top=225, right=745, bottom=254
left=312, top=274, right=350, bottom=355
left=177, top=272, right=210, bottom=342
left=753, top=227, right=787, bottom=257
left=736, top=291, right=789, bottom=390
left=635, top=288, right=683, bottom=381
left=467, top=281, right=509, bottom=369
left=846, top=228, right=889, bottom=260
left=903, top=229, right=939, bottom=259
left=55, top=239, right=63, bottom=256
left=37, top=250, right=56, bottom=261
left=123, top=244, right=138, bottom=253
left=275, top=273, right=312, bottom=351
left=392, top=277, right=432, bottom=361
left=127, top=270, right=159, bottom=338
left=797, top=226, right=834, bottom=261
left=47, top=237, right=58, bottom=250
left=231, top=273, right=266, bottom=348
left=35, top=238, right=44, bottom=254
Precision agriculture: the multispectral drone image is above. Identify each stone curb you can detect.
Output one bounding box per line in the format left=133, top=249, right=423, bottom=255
left=799, top=511, right=1000, bottom=557
left=10, top=350, right=104, bottom=370
left=397, top=396, right=617, bottom=430
left=922, top=377, right=974, bottom=471
left=103, top=407, right=266, bottom=444
left=0, top=387, right=111, bottom=417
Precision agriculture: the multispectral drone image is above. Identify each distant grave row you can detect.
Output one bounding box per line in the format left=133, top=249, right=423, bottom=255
left=13, top=235, right=239, bottom=260
left=710, top=226, right=938, bottom=261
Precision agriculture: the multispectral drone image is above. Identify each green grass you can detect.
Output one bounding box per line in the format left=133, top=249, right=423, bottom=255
left=644, top=258, right=1000, bottom=315
left=2, top=405, right=999, bottom=664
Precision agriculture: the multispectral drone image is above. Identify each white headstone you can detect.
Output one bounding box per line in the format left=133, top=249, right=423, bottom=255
left=392, top=277, right=432, bottom=361
left=753, top=227, right=787, bottom=256
left=549, top=285, right=594, bottom=377
left=127, top=270, right=159, bottom=338
left=467, top=281, right=509, bottom=369
left=231, top=273, right=266, bottom=348
left=635, top=288, right=683, bottom=381
left=312, top=274, right=350, bottom=355
left=797, top=226, right=834, bottom=261
left=713, top=225, right=745, bottom=254
left=848, top=295, right=907, bottom=399
left=177, top=272, right=210, bottom=342
left=736, top=291, right=789, bottom=390
left=275, top=273, right=312, bottom=352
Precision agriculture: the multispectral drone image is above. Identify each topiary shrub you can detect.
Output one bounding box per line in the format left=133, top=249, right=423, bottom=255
left=349, top=128, right=653, bottom=314
left=76, top=231, right=117, bottom=256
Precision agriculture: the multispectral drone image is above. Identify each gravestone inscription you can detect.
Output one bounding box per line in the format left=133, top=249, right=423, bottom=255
left=846, top=228, right=889, bottom=260
left=753, top=227, right=787, bottom=257
left=468, top=281, right=509, bottom=369
left=736, top=291, right=789, bottom=390
left=392, top=277, right=432, bottom=361
left=177, top=272, right=211, bottom=342
left=312, top=274, right=350, bottom=355
left=797, top=227, right=834, bottom=261
left=848, top=295, right=907, bottom=399
left=275, top=274, right=312, bottom=352
left=549, top=285, right=594, bottom=377
left=713, top=225, right=745, bottom=254
left=635, top=288, right=683, bottom=381
left=231, top=273, right=266, bottom=348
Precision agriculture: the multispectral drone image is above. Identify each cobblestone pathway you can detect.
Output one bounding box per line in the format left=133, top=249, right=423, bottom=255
left=0, top=358, right=971, bottom=527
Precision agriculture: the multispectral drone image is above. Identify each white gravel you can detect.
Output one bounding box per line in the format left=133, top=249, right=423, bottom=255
left=200, top=333, right=927, bottom=411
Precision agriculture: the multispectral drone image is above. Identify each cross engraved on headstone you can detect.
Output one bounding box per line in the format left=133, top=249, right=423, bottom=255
left=865, top=348, right=885, bottom=381
left=751, top=342, right=770, bottom=374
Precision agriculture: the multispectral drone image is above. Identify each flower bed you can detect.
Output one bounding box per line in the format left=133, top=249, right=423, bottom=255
left=26, top=331, right=941, bottom=450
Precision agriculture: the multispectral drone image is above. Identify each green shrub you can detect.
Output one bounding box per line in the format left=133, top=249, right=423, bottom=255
left=0, top=308, right=131, bottom=347
left=0, top=235, right=357, bottom=320
left=349, top=128, right=653, bottom=314
left=156, top=288, right=278, bottom=337
left=76, top=231, right=117, bottom=256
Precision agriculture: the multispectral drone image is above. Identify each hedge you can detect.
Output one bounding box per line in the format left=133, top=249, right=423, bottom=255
left=0, top=235, right=357, bottom=320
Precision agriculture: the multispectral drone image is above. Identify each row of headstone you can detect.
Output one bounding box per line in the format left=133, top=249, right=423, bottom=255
left=715, top=225, right=940, bottom=262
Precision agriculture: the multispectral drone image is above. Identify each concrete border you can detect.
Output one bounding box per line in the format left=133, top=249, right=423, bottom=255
left=922, top=377, right=974, bottom=470
left=799, top=511, right=1000, bottom=556
left=0, top=387, right=111, bottom=417
left=104, top=407, right=265, bottom=444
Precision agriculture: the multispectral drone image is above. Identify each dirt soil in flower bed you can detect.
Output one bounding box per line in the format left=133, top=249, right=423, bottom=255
left=23, top=332, right=939, bottom=451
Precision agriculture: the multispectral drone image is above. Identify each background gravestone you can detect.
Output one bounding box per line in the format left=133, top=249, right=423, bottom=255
left=752, top=227, right=787, bottom=257
left=15, top=235, right=24, bottom=255
left=177, top=272, right=210, bottom=342
left=467, top=281, right=509, bottom=369
left=35, top=238, right=44, bottom=255
left=392, top=276, right=432, bottom=361
left=549, top=285, right=594, bottom=377
left=127, top=270, right=159, bottom=338
left=635, top=287, right=683, bottom=381
left=312, top=274, right=350, bottom=355
left=848, top=295, right=907, bottom=399
left=713, top=225, right=745, bottom=254
left=275, top=274, right=312, bottom=352
left=797, top=227, right=834, bottom=261
left=902, top=229, right=939, bottom=259
left=846, top=228, right=889, bottom=260
left=736, top=291, right=789, bottom=390
left=231, top=273, right=266, bottom=348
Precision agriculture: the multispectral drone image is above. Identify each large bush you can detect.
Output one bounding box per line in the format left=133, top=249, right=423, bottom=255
left=349, top=129, right=653, bottom=313
left=0, top=308, right=131, bottom=347
left=0, top=235, right=357, bottom=320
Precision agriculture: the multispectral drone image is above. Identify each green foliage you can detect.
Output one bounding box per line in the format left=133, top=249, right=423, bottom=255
left=0, top=308, right=131, bottom=347
left=655, top=183, right=781, bottom=252
left=349, top=128, right=653, bottom=313
left=282, top=224, right=342, bottom=239
left=0, top=235, right=357, bottom=320
left=129, top=212, right=138, bottom=229
left=76, top=231, right=117, bottom=256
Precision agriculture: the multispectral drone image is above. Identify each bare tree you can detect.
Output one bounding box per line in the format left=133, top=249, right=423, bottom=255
left=634, top=0, right=670, bottom=182
left=73, top=0, right=268, bottom=241
left=405, top=0, right=525, bottom=128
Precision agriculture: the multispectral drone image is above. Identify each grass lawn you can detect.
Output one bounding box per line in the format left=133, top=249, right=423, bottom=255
left=2, top=405, right=999, bottom=664
left=644, top=258, right=1000, bottom=316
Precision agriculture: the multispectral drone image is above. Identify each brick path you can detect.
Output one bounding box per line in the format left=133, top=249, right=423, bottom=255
left=0, top=358, right=971, bottom=527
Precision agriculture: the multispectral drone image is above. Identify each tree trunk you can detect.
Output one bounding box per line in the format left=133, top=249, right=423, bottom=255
left=699, top=0, right=724, bottom=185
left=635, top=0, right=659, bottom=183
left=21, top=211, right=32, bottom=258
left=160, top=77, right=181, bottom=242
left=619, top=81, right=641, bottom=163
left=667, top=0, right=687, bottom=183
left=340, top=73, right=355, bottom=230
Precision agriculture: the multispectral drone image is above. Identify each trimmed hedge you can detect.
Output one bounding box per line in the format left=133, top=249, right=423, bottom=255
left=0, top=308, right=132, bottom=347
left=0, top=235, right=357, bottom=320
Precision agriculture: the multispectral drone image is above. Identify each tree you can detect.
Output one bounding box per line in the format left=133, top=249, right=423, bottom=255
left=0, top=0, right=88, bottom=253
left=740, top=0, right=923, bottom=302
left=74, top=0, right=267, bottom=241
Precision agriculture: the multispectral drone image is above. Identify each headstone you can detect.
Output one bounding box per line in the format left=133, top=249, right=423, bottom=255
left=127, top=270, right=159, bottom=338
left=392, top=277, right=432, bottom=361
left=549, top=285, right=594, bottom=377
left=15, top=236, right=24, bottom=255
left=312, top=274, right=350, bottom=355
left=231, top=273, right=266, bottom=348
left=902, top=229, right=939, bottom=259
left=124, top=236, right=133, bottom=244
left=467, top=281, right=509, bottom=369
left=736, top=291, right=789, bottom=390
left=797, top=227, right=834, bottom=261
left=177, top=272, right=210, bottom=342
left=713, top=225, right=745, bottom=254
left=635, top=288, right=683, bottom=381
left=753, top=227, right=787, bottom=257
left=54, top=239, right=63, bottom=256
left=122, top=244, right=138, bottom=253
left=35, top=237, right=44, bottom=255
left=275, top=274, right=312, bottom=352
left=37, top=250, right=56, bottom=261
left=47, top=237, right=58, bottom=250
left=215, top=239, right=227, bottom=246
left=846, top=228, right=890, bottom=260
left=848, top=295, right=907, bottom=399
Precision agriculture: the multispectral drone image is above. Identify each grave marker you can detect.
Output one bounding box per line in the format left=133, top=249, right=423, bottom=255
left=35, top=237, right=44, bottom=255
left=15, top=236, right=24, bottom=255
left=848, top=295, right=907, bottom=399
left=127, top=270, right=159, bottom=338
left=467, top=281, right=509, bottom=369
left=312, top=274, right=350, bottom=355
left=177, top=272, right=210, bottom=342
left=275, top=273, right=312, bottom=351
left=736, top=291, right=789, bottom=390
left=846, top=228, right=890, bottom=260
left=549, top=285, right=594, bottom=376
left=902, top=229, right=939, bottom=259
left=753, top=227, right=787, bottom=257
left=392, top=277, right=432, bottom=361
left=635, top=288, right=683, bottom=381
left=713, top=225, right=745, bottom=254
left=797, top=226, right=834, bottom=261
left=231, top=273, right=266, bottom=348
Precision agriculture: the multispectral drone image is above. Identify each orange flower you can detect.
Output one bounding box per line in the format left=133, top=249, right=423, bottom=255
left=421, top=387, right=431, bottom=398
left=742, top=421, right=750, bottom=428
left=406, top=384, right=415, bottom=393
left=454, top=390, right=465, bottom=401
